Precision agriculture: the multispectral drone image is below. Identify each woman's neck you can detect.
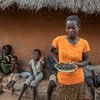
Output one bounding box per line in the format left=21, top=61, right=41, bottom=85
left=66, top=35, right=79, bottom=45
left=67, top=35, right=77, bottom=40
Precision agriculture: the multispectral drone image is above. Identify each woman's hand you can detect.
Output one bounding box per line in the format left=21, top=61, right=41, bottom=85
left=74, top=62, right=81, bottom=67
left=74, top=61, right=88, bottom=67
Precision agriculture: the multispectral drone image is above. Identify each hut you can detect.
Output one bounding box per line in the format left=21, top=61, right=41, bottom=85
left=0, top=0, right=100, bottom=67
left=0, top=0, right=100, bottom=100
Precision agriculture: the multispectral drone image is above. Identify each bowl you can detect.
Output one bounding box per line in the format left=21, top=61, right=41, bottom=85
left=54, top=63, right=78, bottom=72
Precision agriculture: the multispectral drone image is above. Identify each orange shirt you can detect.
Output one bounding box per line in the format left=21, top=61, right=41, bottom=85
left=52, top=35, right=90, bottom=85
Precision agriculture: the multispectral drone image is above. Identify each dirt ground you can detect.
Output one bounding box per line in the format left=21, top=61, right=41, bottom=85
left=1, top=93, right=100, bottom=100
left=0, top=89, right=100, bottom=100
left=0, top=92, right=30, bottom=100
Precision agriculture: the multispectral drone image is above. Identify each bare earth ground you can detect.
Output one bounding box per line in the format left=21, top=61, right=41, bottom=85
left=1, top=91, right=100, bottom=100
left=1, top=67, right=100, bottom=100
left=0, top=91, right=100, bottom=100
left=0, top=92, right=31, bottom=100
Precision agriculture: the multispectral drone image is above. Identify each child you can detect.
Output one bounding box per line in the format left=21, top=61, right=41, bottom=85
left=6, top=56, right=22, bottom=90
left=84, top=62, right=95, bottom=100
left=0, top=45, right=13, bottom=75
left=47, top=49, right=58, bottom=100
left=18, top=49, right=45, bottom=100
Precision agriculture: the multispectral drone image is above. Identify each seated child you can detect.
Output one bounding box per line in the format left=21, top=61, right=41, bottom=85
left=18, top=49, right=45, bottom=100
left=84, top=62, right=95, bottom=100
left=0, top=45, right=13, bottom=75
left=7, top=56, right=30, bottom=94
left=6, top=56, right=22, bottom=90
left=47, top=49, right=58, bottom=100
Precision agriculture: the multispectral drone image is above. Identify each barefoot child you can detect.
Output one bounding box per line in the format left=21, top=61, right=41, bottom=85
left=47, top=49, right=58, bottom=100
left=6, top=56, right=22, bottom=90
left=84, top=62, right=95, bottom=100
left=18, top=49, right=45, bottom=100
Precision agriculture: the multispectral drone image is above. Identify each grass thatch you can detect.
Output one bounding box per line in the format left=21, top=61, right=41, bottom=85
left=0, top=0, right=100, bottom=14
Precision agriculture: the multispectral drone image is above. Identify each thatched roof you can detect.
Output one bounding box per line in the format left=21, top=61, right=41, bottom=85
left=0, top=0, right=100, bottom=14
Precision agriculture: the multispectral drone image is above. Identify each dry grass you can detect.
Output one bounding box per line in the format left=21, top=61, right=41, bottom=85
left=0, top=0, right=100, bottom=14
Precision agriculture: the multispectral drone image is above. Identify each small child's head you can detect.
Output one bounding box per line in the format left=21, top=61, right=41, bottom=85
left=33, top=49, right=41, bottom=60
left=12, top=56, right=18, bottom=63
left=2, top=45, right=12, bottom=55
left=5, top=45, right=12, bottom=54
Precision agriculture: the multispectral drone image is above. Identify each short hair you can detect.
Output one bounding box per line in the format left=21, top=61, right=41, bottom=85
left=66, top=15, right=80, bottom=27
left=33, top=49, right=41, bottom=56
left=5, top=45, right=12, bottom=52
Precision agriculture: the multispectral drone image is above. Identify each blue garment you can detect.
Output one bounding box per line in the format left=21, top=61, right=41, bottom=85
left=83, top=65, right=94, bottom=78
left=19, top=71, right=30, bottom=78
left=85, top=76, right=94, bottom=87
left=47, top=55, right=58, bottom=73
left=84, top=64, right=94, bottom=86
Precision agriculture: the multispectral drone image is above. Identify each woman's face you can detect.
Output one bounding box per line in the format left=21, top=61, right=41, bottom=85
left=66, top=20, right=79, bottom=39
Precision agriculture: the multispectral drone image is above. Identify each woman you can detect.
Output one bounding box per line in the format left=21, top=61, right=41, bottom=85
left=49, top=15, right=90, bottom=100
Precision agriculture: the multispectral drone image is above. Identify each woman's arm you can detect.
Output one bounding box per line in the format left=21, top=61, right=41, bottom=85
left=49, top=45, right=59, bottom=64
left=75, top=52, right=89, bottom=67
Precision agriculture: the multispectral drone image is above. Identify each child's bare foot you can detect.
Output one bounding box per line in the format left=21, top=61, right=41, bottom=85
left=6, top=81, right=13, bottom=89
left=18, top=97, right=21, bottom=100
left=0, top=84, right=4, bottom=94
left=6, top=83, right=10, bottom=89
left=97, top=90, right=100, bottom=96
left=85, top=96, right=93, bottom=100
left=11, top=87, right=14, bottom=95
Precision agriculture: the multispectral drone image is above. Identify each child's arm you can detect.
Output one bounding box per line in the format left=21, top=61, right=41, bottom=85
left=39, top=56, right=45, bottom=72
left=3, top=55, right=12, bottom=65
left=29, top=65, right=35, bottom=80
left=15, top=64, right=22, bottom=72
left=2, top=56, right=8, bottom=63
left=10, top=62, right=15, bottom=72
left=40, top=63, right=44, bottom=72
